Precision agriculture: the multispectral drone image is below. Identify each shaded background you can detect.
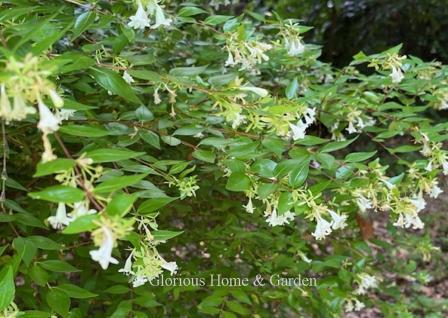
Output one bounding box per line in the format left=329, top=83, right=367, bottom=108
left=266, top=0, right=448, bottom=66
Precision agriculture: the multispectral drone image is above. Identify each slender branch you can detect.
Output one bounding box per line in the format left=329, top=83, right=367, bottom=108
left=53, top=133, right=104, bottom=211
left=0, top=120, right=8, bottom=209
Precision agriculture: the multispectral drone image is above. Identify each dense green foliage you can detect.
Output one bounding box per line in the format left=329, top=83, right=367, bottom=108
left=0, top=1, right=447, bottom=317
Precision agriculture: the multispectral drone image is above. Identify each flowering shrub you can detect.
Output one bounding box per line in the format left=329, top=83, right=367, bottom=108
left=0, top=1, right=447, bottom=317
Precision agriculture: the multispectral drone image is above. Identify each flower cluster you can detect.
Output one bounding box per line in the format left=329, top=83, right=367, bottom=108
left=280, top=21, right=306, bottom=56
left=224, top=32, right=272, bottom=71
left=0, top=54, right=74, bottom=162
left=128, top=0, right=171, bottom=30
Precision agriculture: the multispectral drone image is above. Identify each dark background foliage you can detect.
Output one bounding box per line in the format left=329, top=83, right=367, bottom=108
left=267, top=0, right=448, bottom=66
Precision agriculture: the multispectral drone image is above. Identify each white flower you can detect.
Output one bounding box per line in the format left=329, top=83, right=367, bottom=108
left=355, top=273, right=377, bottom=295
left=161, top=260, right=178, bottom=275
left=243, top=197, right=254, bottom=214
left=89, top=226, right=119, bottom=270
left=442, top=157, right=448, bottom=175
left=128, top=1, right=151, bottom=30
left=285, top=37, right=305, bottom=56
left=48, top=89, right=64, bottom=108
left=346, top=121, right=358, bottom=134
left=132, top=275, right=148, bottom=287
left=411, top=195, right=426, bottom=212
left=12, top=94, right=36, bottom=121
left=57, top=108, right=76, bottom=121
left=231, top=112, right=246, bottom=129
left=266, top=209, right=295, bottom=226
left=356, top=195, right=372, bottom=212
left=328, top=210, right=348, bottom=230
left=118, top=251, right=134, bottom=275
left=151, top=4, right=172, bottom=29
left=430, top=182, right=443, bottom=199
left=0, top=84, right=13, bottom=122
left=303, top=107, right=316, bottom=125
left=37, top=99, right=60, bottom=134
left=122, top=71, right=135, bottom=84
left=70, top=201, right=97, bottom=219
left=354, top=299, right=365, bottom=311
left=41, top=133, right=57, bottom=162
left=47, top=203, right=72, bottom=229
left=289, top=121, right=307, bottom=140
left=390, top=66, right=404, bottom=83
left=312, top=216, right=333, bottom=240
left=394, top=211, right=424, bottom=230
left=225, top=51, right=235, bottom=67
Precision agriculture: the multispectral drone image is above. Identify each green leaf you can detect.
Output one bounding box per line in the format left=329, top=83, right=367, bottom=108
left=39, top=260, right=81, bottom=273
left=226, top=172, right=251, bottom=192
left=152, top=230, right=183, bottom=241
left=34, top=159, right=75, bottom=177
left=72, top=11, right=96, bottom=39
left=105, top=193, right=138, bottom=217
left=55, top=284, right=97, bottom=299
left=29, top=186, right=84, bottom=203
left=0, top=265, right=14, bottom=311
left=62, top=214, right=100, bottom=234
left=139, top=130, right=161, bottom=149
left=204, top=15, right=233, bottom=25
left=13, top=237, right=37, bottom=267
left=46, top=289, right=70, bottom=317
left=94, top=174, right=147, bottom=194
left=91, top=67, right=140, bottom=104
left=288, top=161, right=309, bottom=188
left=345, top=151, right=377, bottom=163
left=320, top=137, right=358, bottom=153
left=84, top=148, right=144, bottom=163
left=388, top=145, right=421, bottom=153
left=161, top=135, right=182, bottom=146
left=192, top=149, right=215, bottom=163
left=138, top=197, right=177, bottom=214
left=178, top=6, right=207, bottom=17
left=285, top=77, right=298, bottom=99
left=135, top=106, right=154, bottom=121
left=59, top=125, right=109, bottom=137
left=169, top=66, right=207, bottom=77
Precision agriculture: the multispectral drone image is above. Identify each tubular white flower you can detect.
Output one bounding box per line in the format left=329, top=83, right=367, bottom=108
left=89, top=226, right=119, bottom=270
left=243, top=197, right=254, bottom=214
left=128, top=1, right=151, bottom=30
left=70, top=201, right=97, bottom=219
left=48, top=89, right=64, bottom=108
left=411, top=195, right=426, bottom=212
left=12, top=94, right=36, bottom=121
left=0, top=84, right=13, bottom=122
left=122, top=71, right=135, bottom=84
left=266, top=209, right=295, bottom=227
left=37, top=99, right=60, bottom=134
left=285, top=37, right=305, bottom=56
left=354, top=273, right=377, bottom=295
left=390, top=66, right=404, bottom=83
left=161, top=260, right=178, bottom=275
left=118, top=251, right=134, bottom=275
left=151, top=4, right=172, bottom=29
left=57, top=108, right=76, bottom=121
left=328, top=210, right=348, bottom=230
left=312, top=215, right=333, bottom=240
left=356, top=195, right=372, bottom=212
left=430, top=182, right=443, bottom=198
left=225, top=51, right=235, bottom=67
left=47, top=203, right=72, bottom=229
left=132, top=275, right=148, bottom=287
left=289, top=121, right=308, bottom=140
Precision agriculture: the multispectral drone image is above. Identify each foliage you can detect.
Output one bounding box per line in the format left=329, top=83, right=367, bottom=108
left=271, top=0, right=448, bottom=66
left=0, top=1, right=447, bottom=317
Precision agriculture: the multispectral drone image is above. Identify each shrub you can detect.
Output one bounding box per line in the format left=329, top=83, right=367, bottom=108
left=0, top=1, right=446, bottom=317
